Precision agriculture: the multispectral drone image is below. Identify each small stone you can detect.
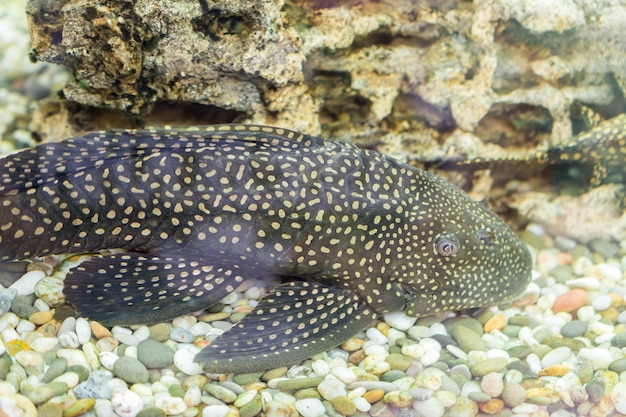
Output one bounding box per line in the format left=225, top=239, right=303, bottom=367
left=363, top=389, right=385, bottom=403
left=28, top=382, right=68, bottom=405
left=15, top=350, right=45, bottom=377
left=112, top=389, right=144, bottom=417
left=75, top=318, right=92, bottom=345
left=90, top=321, right=111, bottom=339
left=262, top=366, right=288, bottom=381
left=168, top=384, right=185, bottom=398
left=332, top=396, right=356, bottom=416
left=29, top=310, right=54, bottom=325
left=383, top=311, right=417, bottom=330
left=481, top=372, right=504, bottom=397
left=340, top=337, right=364, bottom=352
left=560, top=320, right=588, bottom=338
left=43, top=358, right=68, bottom=383
left=39, top=402, right=63, bottom=417
left=446, top=396, right=478, bottom=417
left=540, top=346, right=572, bottom=367
left=239, top=394, right=262, bottom=417
left=10, top=270, right=46, bottom=296
left=137, top=339, right=175, bottom=369
left=63, top=398, right=96, bottom=417
left=204, top=383, right=238, bottom=403
left=136, top=406, right=167, bottom=417
left=74, top=370, right=112, bottom=399
left=173, top=347, right=202, bottom=375
left=201, top=405, right=230, bottom=417
left=113, top=357, right=149, bottom=384
left=34, top=277, right=66, bottom=307
left=501, top=382, right=526, bottom=407
left=277, top=377, right=323, bottom=391
left=317, top=378, right=347, bottom=401
left=295, top=398, right=325, bottom=417
left=265, top=400, right=293, bottom=417
left=478, top=398, right=504, bottom=414
left=451, top=326, right=487, bottom=352
left=552, top=289, right=587, bottom=313
left=170, top=327, right=194, bottom=343
left=413, top=397, right=444, bottom=417
left=483, top=314, right=506, bottom=333
left=385, top=354, right=413, bottom=371
left=149, top=323, right=171, bottom=342
left=154, top=395, right=187, bottom=415
left=383, top=390, right=412, bottom=408
left=539, top=364, right=571, bottom=377
left=470, top=358, right=508, bottom=377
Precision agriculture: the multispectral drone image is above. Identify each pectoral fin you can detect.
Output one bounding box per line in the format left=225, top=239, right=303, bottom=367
left=64, top=253, right=249, bottom=325
left=195, top=280, right=378, bottom=374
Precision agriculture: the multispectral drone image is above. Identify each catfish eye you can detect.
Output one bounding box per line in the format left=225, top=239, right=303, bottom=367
left=477, top=229, right=494, bottom=247
left=435, top=233, right=460, bottom=256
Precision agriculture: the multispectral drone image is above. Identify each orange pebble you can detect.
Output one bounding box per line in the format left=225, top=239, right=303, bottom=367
left=484, top=314, right=506, bottom=333
left=195, top=339, right=210, bottom=349
left=37, top=320, right=59, bottom=337
left=89, top=321, right=112, bottom=339
left=363, top=389, right=385, bottom=403
left=6, top=340, right=30, bottom=356
left=478, top=399, right=504, bottom=414
left=609, top=293, right=623, bottom=308
left=29, top=310, right=54, bottom=325
left=552, top=289, right=587, bottom=313
left=539, top=364, right=571, bottom=377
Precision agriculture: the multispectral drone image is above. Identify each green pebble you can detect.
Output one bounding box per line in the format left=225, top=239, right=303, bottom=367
left=560, top=320, right=588, bottom=338
left=385, top=353, right=413, bottom=371
left=277, top=376, right=323, bottom=390
left=578, top=361, right=594, bottom=384
left=502, top=325, right=521, bottom=338
left=542, top=336, right=585, bottom=351
left=388, top=345, right=402, bottom=355
left=612, top=331, right=626, bottom=347
left=451, top=325, right=487, bottom=352
left=10, top=301, right=38, bottom=319
left=521, top=229, right=545, bottom=250
left=239, top=394, right=262, bottom=417
left=609, top=358, right=626, bottom=373
left=204, top=383, right=237, bottom=403
left=0, top=355, right=12, bottom=380
left=585, top=377, right=605, bottom=403
left=168, top=384, right=185, bottom=398
left=589, top=239, right=619, bottom=259
left=294, top=388, right=322, bottom=400
left=113, top=356, right=149, bottom=384
left=230, top=312, right=247, bottom=323
left=507, top=361, right=535, bottom=379
left=332, top=396, right=357, bottom=416
left=446, top=396, right=478, bottom=417
left=472, top=309, right=494, bottom=326
left=468, top=391, right=491, bottom=402
left=383, top=390, right=413, bottom=408
left=148, top=369, right=162, bottom=383
left=550, top=265, right=573, bottom=283
left=43, top=358, right=67, bottom=383
left=470, top=357, right=508, bottom=377
left=137, top=339, right=175, bottom=369
left=39, top=402, right=63, bottom=417
left=380, top=370, right=406, bottom=382
left=528, top=396, right=552, bottom=405
left=233, top=372, right=263, bottom=385
left=501, top=382, right=526, bottom=407
left=569, top=244, right=588, bottom=259
left=67, top=365, right=89, bottom=382
left=261, top=366, right=288, bottom=381
left=532, top=328, right=553, bottom=343
left=507, top=315, right=531, bottom=327
left=444, top=317, right=484, bottom=336
left=42, top=350, right=57, bottom=365
left=136, top=406, right=167, bottom=417
left=507, top=345, right=532, bottom=359
left=148, top=323, right=171, bottom=342
left=28, top=382, right=68, bottom=405
left=322, top=400, right=345, bottom=417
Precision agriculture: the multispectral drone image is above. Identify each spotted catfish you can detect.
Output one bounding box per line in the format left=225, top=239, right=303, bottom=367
left=0, top=125, right=532, bottom=373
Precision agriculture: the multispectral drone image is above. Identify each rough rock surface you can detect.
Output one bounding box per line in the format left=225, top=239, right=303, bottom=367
left=24, top=0, right=626, bottom=242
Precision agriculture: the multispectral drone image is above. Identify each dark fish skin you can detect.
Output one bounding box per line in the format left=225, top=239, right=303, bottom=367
left=0, top=125, right=532, bottom=373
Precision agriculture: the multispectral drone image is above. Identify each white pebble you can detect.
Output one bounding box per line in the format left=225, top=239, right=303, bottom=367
left=172, top=315, right=197, bottom=329
left=311, top=359, right=330, bottom=376
left=56, top=348, right=90, bottom=368
left=59, top=317, right=77, bottom=334
left=526, top=353, right=542, bottom=375
left=429, top=323, right=447, bottom=336
left=386, top=328, right=406, bottom=345
left=317, top=378, right=347, bottom=401
left=590, top=321, right=614, bottom=335
left=100, top=352, right=119, bottom=370
left=33, top=299, right=50, bottom=312
left=133, top=326, right=150, bottom=341
left=184, top=385, right=202, bottom=407
left=420, top=349, right=440, bottom=367
left=595, top=333, right=616, bottom=344
left=114, top=333, right=140, bottom=346
left=295, top=398, right=326, bottom=417
left=445, top=345, right=468, bottom=361
left=83, top=342, right=101, bottom=370
left=96, top=337, right=119, bottom=352
left=384, top=311, right=417, bottom=330
left=597, top=263, right=623, bottom=281
left=591, top=295, right=613, bottom=311
left=419, top=338, right=442, bottom=352
left=413, top=397, right=445, bottom=417
left=353, top=396, right=371, bottom=412
left=219, top=292, right=239, bottom=305
left=577, top=306, right=598, bottom=322
left=9, top=270, right=46, bottom=296
left=0, top=313, right=19, bottom=332
left=155, top=395, right=187, bottom=415
left=541, top=346, right=572, bottom=367
left=401, top=343, right=424, bottom=359
left=331, top=367, right=356, bottom=384
left=365, top=328, right=388, bottom=344
left=188, top=322, right=212, bottom=337
left=16, top=320, right=35, bottom=334
left=34, top=277, right=65, bottom=306
left=579, top=348, right=613, bottom=369
left=566, top=277, right=601, bottom=290
left=29, top=337, right=58, bottom=354
left=173, top=347, right=203, bottom=375
left=52, top=371, right=80, bottom=388
left=244, top=286, right=264, bottom=299
left=59, top=331, right=80, bottom=348
left=512, top=403, right=539, bottom=414
left=234, top=390, right=257, bottom=408
left=363, top=343, right=387, bottom=356
left=15, top=350, right=44, bottom=377
left=202, top=405, right=230, bottom=417
left=111, top=389, right=143, bottom=417
left=75, top=318, right=92, bottom=345
left=612, top=381, right=626, bottom=413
